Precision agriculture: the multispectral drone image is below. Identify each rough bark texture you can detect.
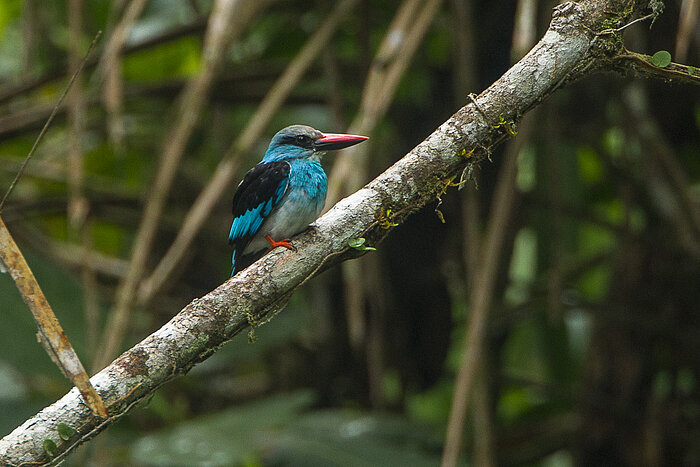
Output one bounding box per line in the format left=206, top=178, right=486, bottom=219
left=0, top=0, right=667, bottom=464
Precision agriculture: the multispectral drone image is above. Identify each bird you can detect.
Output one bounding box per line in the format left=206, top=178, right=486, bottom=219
left=228, top=125, right=368, bottom=276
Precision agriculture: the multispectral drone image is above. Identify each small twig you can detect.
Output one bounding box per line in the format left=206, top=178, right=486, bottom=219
left=0, top=31, right=102, bottom=213
left=612, top=50, right=700, bottom=86
left=622, top=12, right=657, bottom=31
left=597, top=12, right=657, bottom=36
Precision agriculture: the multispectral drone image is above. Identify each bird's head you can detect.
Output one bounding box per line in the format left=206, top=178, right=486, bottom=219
left=262, top=125, right=368, bottom=163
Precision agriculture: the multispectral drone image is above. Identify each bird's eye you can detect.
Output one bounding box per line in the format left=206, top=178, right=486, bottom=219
left=296, top=135, right=309, bottom=145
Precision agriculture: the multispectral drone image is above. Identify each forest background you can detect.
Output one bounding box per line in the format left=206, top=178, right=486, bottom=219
left=0, top=0, right=698, bottom=465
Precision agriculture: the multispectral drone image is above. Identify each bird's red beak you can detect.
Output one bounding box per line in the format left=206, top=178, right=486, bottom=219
left=314, top=132, right=368, bottom=151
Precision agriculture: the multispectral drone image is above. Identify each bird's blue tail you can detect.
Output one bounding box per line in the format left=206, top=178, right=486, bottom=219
left=230, top=249, right=264, bottom=277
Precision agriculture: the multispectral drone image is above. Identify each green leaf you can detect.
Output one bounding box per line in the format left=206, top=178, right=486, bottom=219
left=348, top=238, right=376, bottom=251
left=43, top=439, right=57, bottom=457
left=57, top=422, right=76, bottom=440
left=123, top=37, right=202, bottom=82
left=688, top=66, right=695, bottom=75
left=348, top=237, right=365, bottom=248
left=576, top=147, right=604, bottom=184
left=651, top=50, right=671, bottom=68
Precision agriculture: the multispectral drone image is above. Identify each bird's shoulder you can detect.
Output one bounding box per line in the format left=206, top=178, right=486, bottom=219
left=232, top=161, right=290, bottom=218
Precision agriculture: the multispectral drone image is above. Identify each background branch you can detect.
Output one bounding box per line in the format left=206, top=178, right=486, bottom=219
left=98, top=0, right=149, bottom=154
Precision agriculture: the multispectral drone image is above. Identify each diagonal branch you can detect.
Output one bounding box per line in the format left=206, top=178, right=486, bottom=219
left=0, top=0, right=654, bottom=464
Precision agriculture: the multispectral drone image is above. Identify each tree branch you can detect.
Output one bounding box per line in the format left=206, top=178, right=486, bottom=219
left=0, top=0, right=657, bottom=464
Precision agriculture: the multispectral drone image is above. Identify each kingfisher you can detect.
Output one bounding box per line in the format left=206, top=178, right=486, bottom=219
left=229, top=125, right=368, bottom=276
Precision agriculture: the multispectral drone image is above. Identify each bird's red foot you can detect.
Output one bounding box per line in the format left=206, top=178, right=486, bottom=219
left=265, top=235, right=297, bottom=252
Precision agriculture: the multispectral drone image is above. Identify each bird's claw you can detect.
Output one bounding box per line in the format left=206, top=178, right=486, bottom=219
left=265, top=235, right=297, bottom=252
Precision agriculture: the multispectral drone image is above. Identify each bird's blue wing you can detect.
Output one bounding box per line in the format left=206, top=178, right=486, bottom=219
left=229, top=161, right=290, bottom=274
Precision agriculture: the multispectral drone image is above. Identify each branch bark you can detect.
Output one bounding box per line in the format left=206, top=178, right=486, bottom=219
left=0, top=0, right=670, bottom=464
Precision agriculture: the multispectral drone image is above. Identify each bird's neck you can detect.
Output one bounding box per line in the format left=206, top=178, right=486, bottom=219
left=262, top=146, right=314, bottom=163
left=288, top=157, right=327, bottom=191
left=289, top=156, right=324, bottom=174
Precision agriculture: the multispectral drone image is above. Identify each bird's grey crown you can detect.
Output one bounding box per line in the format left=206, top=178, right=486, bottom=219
left=271, top=125, right=323, bottom=149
